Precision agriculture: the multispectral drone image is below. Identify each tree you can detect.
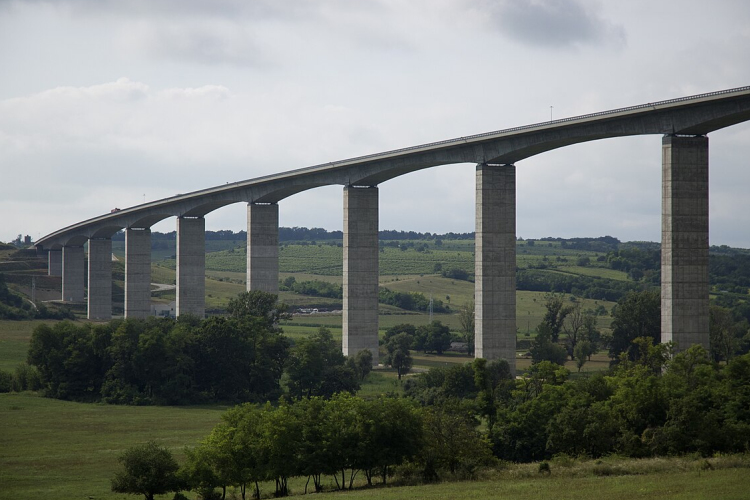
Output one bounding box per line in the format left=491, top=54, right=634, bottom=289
left=420, top=399, right=494, bottom=479
left=541, top=293, right=573, bottom=343
left=609, top=290, right=660, bottom=361
left=258, top=402, right=302, bottom=497
left=574, top=340, right=594, bottom=372
left=227, top=291, right=290, bottom=328
left=283, top=327, right=358, bottom=398
left=581, top=313, right=602, bottom=360
left=415, top=320, right=452, bottom=355
left=563, top=303, right=585, bottom=360
left=362, top=397, right=423, bottom=485
left=111, top=441, right=183, bottom=500
left=384, top=333, right=413, bottom=380
left=347, top=349, right=373, bottom=381
left=710, top=305, right=737, bottom=362
left=473, top=358, right=512, bottom=431
left=458, top=300, right=475, bottom=355
left=383, top=323, right=416, bottom=344
left=530, top=323, right=568, bottom=366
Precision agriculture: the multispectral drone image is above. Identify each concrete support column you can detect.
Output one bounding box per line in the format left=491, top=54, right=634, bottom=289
left=342, top=186, right=379, bottom=364
left=87, top=238, right=112, bottom=320
left=475, top=163, right=516, bottom=375
left=247, top=203, right=279, bottom=294
left=62, top=245, right=85, bottom=302
left=48, top=249, right=62, bottom=276
left=125, top=228, right=151, bottom=318
left=661, top=135, right=709, bottom=351
left=176, top=216, right=205, bottom=318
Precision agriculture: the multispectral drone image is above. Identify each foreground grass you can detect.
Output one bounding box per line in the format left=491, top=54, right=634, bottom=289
left=0, top=392, right=225, bottom=500
left=309, top=467, right=750, bottom=500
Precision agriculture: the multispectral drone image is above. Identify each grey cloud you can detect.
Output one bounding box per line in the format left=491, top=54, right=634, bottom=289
left=121, top=21, right=268, bottom=67
left=478, top=0, right=626, bottom=49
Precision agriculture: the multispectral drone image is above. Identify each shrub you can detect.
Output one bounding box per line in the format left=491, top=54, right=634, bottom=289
left=0, top=370, right=12, bottom=392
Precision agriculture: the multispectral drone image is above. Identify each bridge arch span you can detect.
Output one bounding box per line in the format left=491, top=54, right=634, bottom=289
left=33, top=86, right=750, bottom=372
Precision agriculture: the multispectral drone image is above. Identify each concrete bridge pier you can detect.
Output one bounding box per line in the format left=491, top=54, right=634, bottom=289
left=48, top=249, right=62, bottom=276
left=475, top=163, right=517, bottom=375
left=342, top=186, right=380, bottom=365
left=661, top=135, right=710, bottom=351
left=176, top=216, right=205, bottom=318
left=247, top=203, right=279, bottom=294
left=125, top=228, right=152, bottom=318
left=87, top=238, right=112, bottom=320
left=62, top=245, right=85, bottom=302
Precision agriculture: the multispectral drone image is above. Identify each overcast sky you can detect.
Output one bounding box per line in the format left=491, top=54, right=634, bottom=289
left=1, top=0, right=749, bottom=246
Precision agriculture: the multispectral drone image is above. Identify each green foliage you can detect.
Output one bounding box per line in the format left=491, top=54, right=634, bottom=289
left=383, top=323, right=417, bottom=344
left=227, top=290, right=290, bottom=327
left=111, top=440, right=183, bottom=500
left=609, top=289, right=661, bottom=360
left=573, top=340, right=594, bottom=371
left=414, top=320, right=452, bottom=355
left=530, top=324, right=568, bottom=366
left=541, top=293, right=573, bottom=343
left=420, top=399, right=494, bottom=479
left=283, top=327, right=358, bottom=398
left=28, top=311, right=290, bottom=405
left=472, top=358, right=513, bottom=431
left=287, top=279, right=342, bottom=299
left=379, top=288, right=448, bottom=313
left=457, top=300, right=475, bottom=355
left=441, top=267, right=472, bottom=281
left=184, top=395, right=425, bottom=495
left=0, top=368, right=12, bottom=392
left=0, top=272, right=32, bottom=319
left=384, top=333, right=413, bottom=379
left=347, top=349, right=373, bottom=381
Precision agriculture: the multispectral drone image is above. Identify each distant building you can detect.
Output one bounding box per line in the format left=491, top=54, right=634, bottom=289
left=151, top=301, right=175, bottom=318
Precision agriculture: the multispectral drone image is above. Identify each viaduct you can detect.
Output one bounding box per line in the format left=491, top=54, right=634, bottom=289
left=35, top=86, right=750, bottom=373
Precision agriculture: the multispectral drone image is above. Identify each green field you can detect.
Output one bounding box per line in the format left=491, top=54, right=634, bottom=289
left=0, top=392, right=225, bottom=500
left=306, top=467, right=750, bottom=500
left=0, top=320, right=54, bottom=372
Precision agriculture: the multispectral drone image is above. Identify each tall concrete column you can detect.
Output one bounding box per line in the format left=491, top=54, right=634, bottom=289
left=62, top=245, right=85, bottom=302
left=342, top=186, right=379, bottom=364
left=125, top=228, right=151, bottom=318
left=48, top=249, right=62, bottom=276
left=176, top=216, right=205, bottom=318
left=88, top=238, right=112, bottom=320
left=247, top=203, right=279, bottom=294
left=662, top=135, right=709, bottom=351
left=475, top=163, right=516, bottom=375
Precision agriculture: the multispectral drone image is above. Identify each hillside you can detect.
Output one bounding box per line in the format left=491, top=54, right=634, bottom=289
left=4, top=230, right=750, bottom=340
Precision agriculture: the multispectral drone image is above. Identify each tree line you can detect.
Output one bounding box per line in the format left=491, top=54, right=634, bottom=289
left=279, top=276, right=450, bottom=313
left=112, top=393, right=492, bottom=500
left=23, top=292, right=371, bottom=405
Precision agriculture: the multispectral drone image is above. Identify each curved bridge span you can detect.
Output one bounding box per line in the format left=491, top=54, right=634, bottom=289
left=36, top=86, right=750, bottom=372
